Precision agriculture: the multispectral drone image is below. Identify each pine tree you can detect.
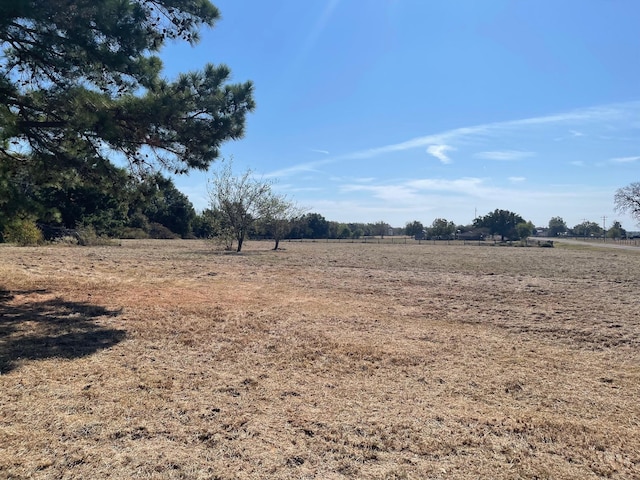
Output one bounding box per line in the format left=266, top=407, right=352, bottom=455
left=0, top=1, right=254, bottom=175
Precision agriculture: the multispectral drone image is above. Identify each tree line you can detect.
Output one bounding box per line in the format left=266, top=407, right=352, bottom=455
left=546, top=216, right=629, bottom=239
left=404, top=214, right=632, bottom=242
left=404, top=211, right=534, bottom=242
left=2, top=159, right=637, bottom=248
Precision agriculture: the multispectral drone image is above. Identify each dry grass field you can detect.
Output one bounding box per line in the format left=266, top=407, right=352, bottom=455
left=1, top=239, right=639, bottom=479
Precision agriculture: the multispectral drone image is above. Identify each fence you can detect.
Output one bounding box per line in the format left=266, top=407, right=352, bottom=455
left=284, top=236, right=640, bottom=248
left=286, top=237, right=512, bottom=247
left=565, top=237, right=640, bottom=247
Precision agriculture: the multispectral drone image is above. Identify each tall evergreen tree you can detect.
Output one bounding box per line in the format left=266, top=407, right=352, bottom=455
left=133, top=173, right=196, bottom=237
left=0, top=1, right=254, bottom=176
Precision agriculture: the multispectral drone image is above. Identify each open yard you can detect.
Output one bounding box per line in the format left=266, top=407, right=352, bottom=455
left=1, top=239, right=639, bottom=479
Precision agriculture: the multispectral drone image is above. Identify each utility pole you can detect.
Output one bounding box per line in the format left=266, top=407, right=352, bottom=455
left=602, top=216, right=607, bottom=242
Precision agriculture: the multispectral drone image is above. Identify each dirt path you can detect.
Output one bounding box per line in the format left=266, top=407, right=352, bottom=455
left=538, top=236, right=640, bottom=251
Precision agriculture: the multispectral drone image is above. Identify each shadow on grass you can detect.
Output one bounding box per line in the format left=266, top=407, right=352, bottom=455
left=0, top=289, right=125, bottom=374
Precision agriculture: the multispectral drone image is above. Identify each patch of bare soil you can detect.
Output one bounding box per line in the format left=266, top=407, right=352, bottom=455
left=1, top=240, right=639, bottom=479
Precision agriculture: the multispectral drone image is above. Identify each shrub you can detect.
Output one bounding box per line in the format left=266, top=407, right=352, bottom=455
left=52, top=235, right=80, bottom=246
left=3, top=219, right=43, bottom=246
left=120, top=227, right=150, bottom=239
left=76, top=226, right=116, bottom=246
left=148, top=223, right=178, bottom=239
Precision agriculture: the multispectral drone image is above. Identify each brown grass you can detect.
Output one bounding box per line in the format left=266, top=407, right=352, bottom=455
left=1, top=240, right=639, bottom=479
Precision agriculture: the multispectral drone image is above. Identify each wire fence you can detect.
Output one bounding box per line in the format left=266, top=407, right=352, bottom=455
left=285, top=237, right=533, bottom=246
left=284, top=236, right=640, bottom=248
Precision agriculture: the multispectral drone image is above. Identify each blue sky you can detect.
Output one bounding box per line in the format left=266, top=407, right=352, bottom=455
left=161, top=0, right=640, bottom=229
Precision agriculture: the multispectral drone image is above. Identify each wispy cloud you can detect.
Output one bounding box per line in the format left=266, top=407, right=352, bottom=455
left=356, top=177, right=600, bottom=203
left=378, top=101, right=640, bottom=158
left=609, top=155, right=640, bottom=163
left=341, top=183, right=422, bottom=203
left=555, top=129, right=587, bottom=141
left=264, top=161, right=330, bottom=178
left=570, top=160, right=585, bottom=167
left=296, top=0, right=340, bottom=64
left=282, top=186, right=324, bottom=192
left=340, top=125, right=486, bottom=161
left=474, top=150, right=535, bottom=161
left=406, top=177, right=487, bottom=195
left=340, top=177, right=547, bottom=211
left=265, top=100, right=640, bottom=178
left=509, top=103, right=631, bottom=127
left=329, top=176, right=608, bottom=226
left=310, top=149, right=330, bottom=155
left=426, top=145, right=455, bottom=164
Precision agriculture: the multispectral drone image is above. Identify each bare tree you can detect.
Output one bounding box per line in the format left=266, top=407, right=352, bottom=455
left=614, top=182, right=640, bottom=225
left=207, top=161, right=273, bottom=252
left=262, top=195, right=307, bottom=250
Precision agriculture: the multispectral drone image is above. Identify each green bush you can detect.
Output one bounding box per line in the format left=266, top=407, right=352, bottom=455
left=3, top=219, right=43, bottom=246
left=76, top=226, right=116, bottom=246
